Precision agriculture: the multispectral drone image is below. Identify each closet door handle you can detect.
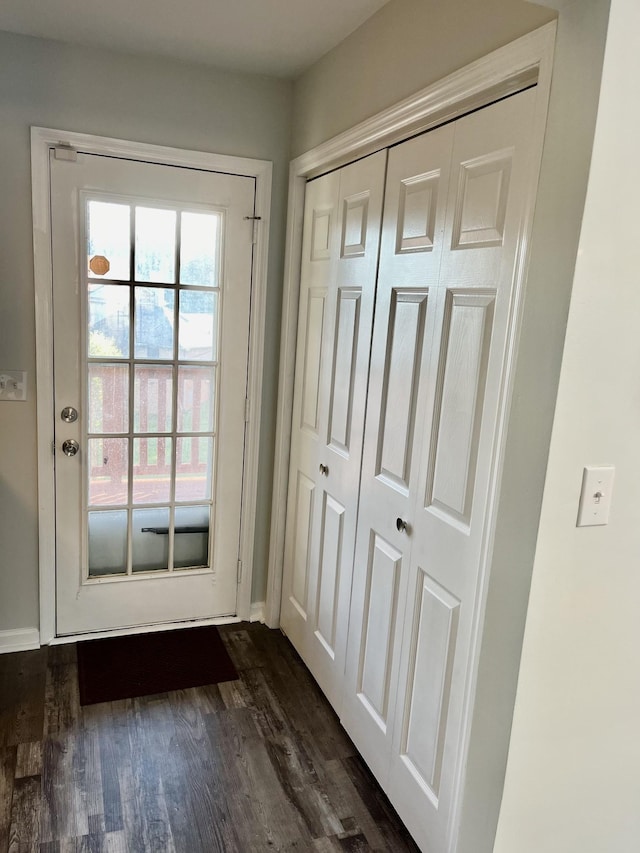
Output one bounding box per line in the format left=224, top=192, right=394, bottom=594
left=396, top=517, right=409, bottom=533
left=319, top=463, right=329, bottom=476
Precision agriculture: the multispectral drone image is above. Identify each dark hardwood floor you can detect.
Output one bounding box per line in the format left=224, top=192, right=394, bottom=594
left=0, top=623, right=420, bottom=852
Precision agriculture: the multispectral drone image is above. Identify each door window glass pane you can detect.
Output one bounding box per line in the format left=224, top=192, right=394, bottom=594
left=88, top=438, right=129, bottom=506
left=135, top=207, right=176, bottom=283
left=88, top=284, right=130, bottom=358
left=132, top=437, right=172, bottom=504
left=178, top=290, right=218, bottom=361
left=175, top=437, right=213, bottom=502
left=83, top=197, right=224, bottom=580
left=132, top=508, right=170, bottom=572
left=87, top=201, right=131, bottom=281
left=180, top=211, right=219, bottom=287
left=177, top=366, right=215, bottom=432
left=88, top=511, right=128, bottom=577
left=134, top=365, right=173, bottom=433
left=88, top=364, right=129, bottom=433
left=135, top=287, right=175, bottom=359
left=174, top=505, right=210, bottom=569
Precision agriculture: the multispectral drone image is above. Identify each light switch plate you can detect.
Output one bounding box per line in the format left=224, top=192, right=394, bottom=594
left=577, top=466, right=615, bottom=527
left=0, top=370, right=27, bottom=401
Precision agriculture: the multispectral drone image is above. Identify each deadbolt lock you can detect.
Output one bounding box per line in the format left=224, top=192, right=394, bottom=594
left=61, top=406, right=78, bottom=423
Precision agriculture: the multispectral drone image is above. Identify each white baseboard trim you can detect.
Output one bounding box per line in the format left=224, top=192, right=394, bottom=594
left=250, top=601, right=265, bottom=623
left=0, top=628, right=41, bottom=654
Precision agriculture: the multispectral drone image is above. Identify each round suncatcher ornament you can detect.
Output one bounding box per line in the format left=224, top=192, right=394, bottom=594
left=89, top=255, right=110, bottom=276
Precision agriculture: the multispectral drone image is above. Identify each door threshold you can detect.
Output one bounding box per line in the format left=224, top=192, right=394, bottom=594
left=49, top=615, right=241, bottom=645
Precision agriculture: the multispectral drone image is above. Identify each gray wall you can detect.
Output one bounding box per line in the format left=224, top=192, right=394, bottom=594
left=0, top=30, right=292, bottom=632
left=291, top=0, right=556, bottom=156
left=495, top=0, right=640, bottom=848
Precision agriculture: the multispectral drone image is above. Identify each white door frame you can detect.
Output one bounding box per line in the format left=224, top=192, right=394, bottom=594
left=266, top=22, right=557, bottom=629
left=32, top=128, right=272, bottom=644
left=268, top=24, right=556, bottom=851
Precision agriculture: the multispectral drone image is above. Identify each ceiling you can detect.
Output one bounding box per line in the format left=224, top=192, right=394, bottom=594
left=0, top=0, right=391, bottom=78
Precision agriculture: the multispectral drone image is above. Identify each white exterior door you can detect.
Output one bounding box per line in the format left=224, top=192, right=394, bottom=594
left=280, top=151, right=386, bottom=711
left=51, top=151, right=255, bottom=636
left=342, top=87, right=537, bottom=852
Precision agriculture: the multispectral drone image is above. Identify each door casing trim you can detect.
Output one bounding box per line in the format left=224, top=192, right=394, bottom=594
left=266, top=22, right=556, bottom=627
left=31, top=128, right=272, bottom=644
left=266, top=21, right=556, bottom=853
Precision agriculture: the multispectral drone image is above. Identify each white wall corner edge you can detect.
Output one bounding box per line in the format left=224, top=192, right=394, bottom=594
left=0, top=627, right=41, bottom=655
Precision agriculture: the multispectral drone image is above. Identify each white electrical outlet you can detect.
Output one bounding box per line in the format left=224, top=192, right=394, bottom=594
left=577, top=466, right=615, bottom=527
left=0, top=370, right=27, bottom=401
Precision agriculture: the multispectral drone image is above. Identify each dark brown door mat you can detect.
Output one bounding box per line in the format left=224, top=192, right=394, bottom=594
left=76, top=625, right=238, bottom=705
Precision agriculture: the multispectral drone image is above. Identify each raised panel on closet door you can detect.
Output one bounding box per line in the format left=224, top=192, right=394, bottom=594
left=281, top=151, right=387, bottom=713
left=341, top=123, right=455, bottom=784
left=389, top=88, right=538, bottom=853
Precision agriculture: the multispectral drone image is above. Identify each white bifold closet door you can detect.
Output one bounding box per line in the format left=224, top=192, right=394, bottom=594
left=342, top=87, right=537, bottom=852
left=280, top=151, right=386, bottom=712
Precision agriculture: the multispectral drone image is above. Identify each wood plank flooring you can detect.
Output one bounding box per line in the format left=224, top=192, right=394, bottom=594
left=0, top=623, right=420, bottom=852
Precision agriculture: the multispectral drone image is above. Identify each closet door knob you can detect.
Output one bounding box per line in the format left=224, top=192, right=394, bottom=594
left=396, top=517, right=409, bottom=533
left=319, top=463, right=329, bottom=476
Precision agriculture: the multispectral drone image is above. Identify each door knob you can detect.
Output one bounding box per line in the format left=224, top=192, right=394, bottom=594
left=396, top=517, right=409, bottom=533
left=62, top=439, right=79, bottom=457
left=319, top=463, right=329, bottom=476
